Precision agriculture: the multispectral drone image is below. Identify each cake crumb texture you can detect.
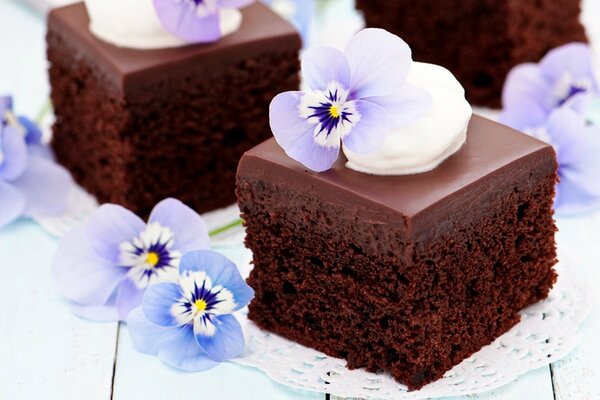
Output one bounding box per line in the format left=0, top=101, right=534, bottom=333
left=47, top=28, right=300, bottom=216
left=238, top=153, right=557, bottom=389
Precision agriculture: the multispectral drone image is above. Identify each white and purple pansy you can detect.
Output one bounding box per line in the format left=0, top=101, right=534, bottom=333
left=529, top=94, right=600, bottom=215
left=153, top=0, right=254, bottom=43
left=269, top=28, right=432, bottom=172
left=127, top=250, right=254, bottom=371
left=0, top=95, right=71, bottom=229
left=500, top=43, right=599, bottom=131
left=52, top=198, right=211, bottom=321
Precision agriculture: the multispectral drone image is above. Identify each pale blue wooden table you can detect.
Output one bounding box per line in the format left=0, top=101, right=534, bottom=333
left=1, top=1, right=599, bottom=399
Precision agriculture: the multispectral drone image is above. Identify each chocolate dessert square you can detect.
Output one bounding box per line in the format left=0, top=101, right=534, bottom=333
left=236, top=115, right=558, bottom=389
left=356, top=0, right=586, bottom=107
left=47, top=2, right=301, bottom=216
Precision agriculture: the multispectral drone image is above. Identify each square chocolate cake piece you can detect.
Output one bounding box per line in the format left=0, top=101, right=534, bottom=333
left=356, top=0, right=587, bottom=107
left=47, top=2, right=301, bottom=216
left=236, top=115, right=558, bottom=389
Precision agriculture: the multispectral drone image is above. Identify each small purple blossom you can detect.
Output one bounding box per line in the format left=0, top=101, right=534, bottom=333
left=52, top=198, right=211, bottom=321
left=529, top=95, right=600, bottom=215
left=153, top=0, right=254, bottom=43
left=127, top=250, right=254, bottom=371
left=499, top=43, right=600, bottom=215
left=500, top=43, right=599, bottom=131
left=0, top=96, right=71, bottom=229
left=269, top=28, right=432, bottom=172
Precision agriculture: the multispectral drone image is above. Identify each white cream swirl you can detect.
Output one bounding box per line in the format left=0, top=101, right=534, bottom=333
left=84, top=0, right=242, bottom=49
left=344, top=62, right=472, bottom=175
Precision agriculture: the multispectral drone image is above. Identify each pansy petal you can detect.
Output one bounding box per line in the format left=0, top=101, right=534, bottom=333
left=148, top=198, right=210, bottom=253
left=270, top=91, right=340, bottom=172
left=364, top=83, right=432, bottom=128
left=540, top=43, right=598, bottom=90
left=0, top=125, right=28, bottom=181
left=195, top=314, right=244, bottom=362
left=345, top=28, right=412, bottom=99
left=26, top=143, right=54, bottom=160
left=158, top=325, right=220, bottom=371
left=17, top=116, right=43, bottom=145
left=68, top=291, right=119, bottom=322
left=555, top=170, right=600, bottom=215
left=86, top=204, right=145, bottom=264
left=52, top=225, right=127, bottom=305
left=502, top=63, right=553, bottom=116
left=11, top=155, right=71, bottom=217
left=341, top=100, right=389, bottom=155
left=127, top=306, right=172, bottom=355
left=142, top=282, right=182, bottom=327
left=302, top=47, right=351, bottom=91
left=499, top=99, right=550, bottom=132
left=0, top=181, right=25, bottom=228
left=0, top=95, right=12, bottom=116
left=116, top=278, right=146, bottom=321
left=216, top=0, right=254, bottom=8
left=179, top=250, right=254, bottom=310
left=153, top=0, right=221, bottom=43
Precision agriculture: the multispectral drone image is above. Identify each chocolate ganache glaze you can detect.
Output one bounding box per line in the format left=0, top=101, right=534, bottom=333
left=48, top=2, right=301, bottom=99
left=238, top=115, right=556, bottom=239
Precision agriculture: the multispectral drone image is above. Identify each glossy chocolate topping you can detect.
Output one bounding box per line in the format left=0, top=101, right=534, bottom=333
left=48, top=2, right=301, bottom=95
left=238, top=115, right=556, bottom=236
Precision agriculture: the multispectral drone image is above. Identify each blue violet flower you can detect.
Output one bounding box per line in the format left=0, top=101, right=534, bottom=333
left=52, top=198, right=211, bottom=321
left=500, top=43, right=599, bottom=131
left=153, top=0, right=254, bottom=43
left=528, top=95, right=600, bottom=215
left=500, top=43, right=600, bottom=215
left=0, top=95, right=71, bottom=228
left=127, top=250, right=254, bottom=371
left=269, top=28, right=432, bottom=172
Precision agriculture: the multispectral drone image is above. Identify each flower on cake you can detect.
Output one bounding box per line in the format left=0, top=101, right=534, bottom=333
left=52, top=198, right=211, bottom=321
left=269, top=28, right=432, bottom=172
left=0, top=96, right=71, bottom=229
left=127, top=249, right=253, bottom=371
left=500, top=43, right=600, bottom=215
left=500, top=43, right=599, bottom=131
left=153, top=0, right=254, bottom=43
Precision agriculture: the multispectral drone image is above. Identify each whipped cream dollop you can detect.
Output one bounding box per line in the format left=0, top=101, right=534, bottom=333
left=84, top=0, right=242, bottom=49
left=344, top=62, right=472, bottom=175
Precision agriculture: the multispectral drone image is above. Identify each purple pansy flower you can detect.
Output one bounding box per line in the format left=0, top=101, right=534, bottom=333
left=269, top=28, right=432, bottom=172
left=52, top=198, right=211, bottom=321
left=529, top=95, right=600, bottom=215
left=0, top=95, right=71, bottom=229
left=153, top=0, right=254, bottom=43
left=500, top=43, right=599, bottom=131
left=499, top=43, right=600, bottom=215
left=127, top=250, right=253, bottom=371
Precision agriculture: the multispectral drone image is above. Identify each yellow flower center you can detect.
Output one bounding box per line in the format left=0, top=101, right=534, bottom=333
left=146, top=252, right=159, bottom=267
left=195, top=299, right=207, bottom=312
left=329, top=105, right=341, bottom=118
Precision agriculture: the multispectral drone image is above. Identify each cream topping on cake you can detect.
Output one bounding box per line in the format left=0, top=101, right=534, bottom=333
left=344, top=62, right=472, bottom=176
left=84, top=0, right=242, bottom=49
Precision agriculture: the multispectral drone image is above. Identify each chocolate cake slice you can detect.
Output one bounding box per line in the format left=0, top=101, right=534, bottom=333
left=236, top=115, right=557, bottom=389
left=356, top=0, right=587, bottom=107
left=47, top=2, right=301, bottom=216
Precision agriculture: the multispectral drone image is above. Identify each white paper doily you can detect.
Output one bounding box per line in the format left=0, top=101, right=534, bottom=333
left=232, top=255, right=590, bottom=400
left=33, top=184, right=245, bottom=246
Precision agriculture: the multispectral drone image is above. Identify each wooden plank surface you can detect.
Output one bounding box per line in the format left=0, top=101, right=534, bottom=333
left=1, top=0, right=599, bottom=399
left=0, top=222, right=119, bottom=400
